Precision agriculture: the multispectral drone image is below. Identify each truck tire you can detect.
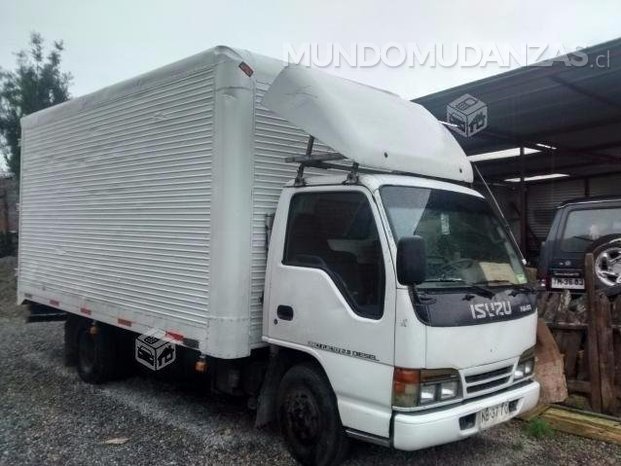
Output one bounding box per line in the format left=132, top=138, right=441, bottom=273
left=277, top=363, right=349, bottom=466
left=77, top=323, right=120, bottom=384
left=587, top=235, right=621, bottom=288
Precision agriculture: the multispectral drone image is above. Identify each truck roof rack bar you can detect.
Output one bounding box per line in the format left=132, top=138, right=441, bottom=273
left=285, top=152, right=346, bottom=164
left=290, top=135, right=349, bottom=186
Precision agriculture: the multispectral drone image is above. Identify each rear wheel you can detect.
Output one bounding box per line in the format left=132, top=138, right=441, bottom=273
left=277, top=363, right=349, bottom=466
left=77, top=323, right=121, bottom=384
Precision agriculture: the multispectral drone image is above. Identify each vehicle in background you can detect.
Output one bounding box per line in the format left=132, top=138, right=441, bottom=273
left=539, top=196, right=621, bottom=292
left=17, top=46, right=539, bottom=465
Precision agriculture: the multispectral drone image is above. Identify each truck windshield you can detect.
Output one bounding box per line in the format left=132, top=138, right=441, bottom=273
left=381, top=186, right=527, bottom=288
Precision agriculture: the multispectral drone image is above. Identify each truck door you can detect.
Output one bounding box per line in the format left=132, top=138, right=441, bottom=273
left=265, top=186, right=396, bottom=438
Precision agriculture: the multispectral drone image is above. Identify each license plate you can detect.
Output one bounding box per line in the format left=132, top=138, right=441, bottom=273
left=479, top=402, right=511, bottom=429
left=551, top=277, right=584, bottom=290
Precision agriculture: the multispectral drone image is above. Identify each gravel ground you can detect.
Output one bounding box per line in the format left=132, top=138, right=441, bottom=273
left=1, top=258, right=620, bottom=465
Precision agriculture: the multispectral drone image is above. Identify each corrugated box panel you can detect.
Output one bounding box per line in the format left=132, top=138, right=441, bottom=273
left=527, top=179, right=586, bottom=240
left=250, top=82, right=331, bottom=344
left=19, top=68, right=215, bottom=326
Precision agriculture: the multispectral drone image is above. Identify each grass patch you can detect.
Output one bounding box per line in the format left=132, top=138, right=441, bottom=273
left=524, top=417, right=553, bottom=439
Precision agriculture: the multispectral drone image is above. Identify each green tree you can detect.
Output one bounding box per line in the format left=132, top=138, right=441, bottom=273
left=0, top=32, right=72, bottom=180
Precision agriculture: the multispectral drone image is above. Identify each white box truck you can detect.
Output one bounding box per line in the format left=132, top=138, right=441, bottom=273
left=17, top=46, right=539, bottom=465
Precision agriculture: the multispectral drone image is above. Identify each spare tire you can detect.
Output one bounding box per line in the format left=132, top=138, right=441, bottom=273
left=586, top=234, right=621, bottom=288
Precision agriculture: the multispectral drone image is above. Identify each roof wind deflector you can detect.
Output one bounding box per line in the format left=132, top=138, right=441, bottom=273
left=262, top=65, right=473, bottom=183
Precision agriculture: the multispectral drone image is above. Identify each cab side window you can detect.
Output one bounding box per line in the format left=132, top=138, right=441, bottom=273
left=283, top=191, right=385, bottom=319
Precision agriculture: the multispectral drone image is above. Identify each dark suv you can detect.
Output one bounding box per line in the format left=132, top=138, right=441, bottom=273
left=538, top=196, right=621, bottom=292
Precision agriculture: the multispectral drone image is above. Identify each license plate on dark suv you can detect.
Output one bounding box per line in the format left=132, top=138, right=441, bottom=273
left=551, top=277, right=584, bottom=290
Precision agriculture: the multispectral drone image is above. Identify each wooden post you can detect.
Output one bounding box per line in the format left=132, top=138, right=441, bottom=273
left=585, top=253, right=602, bottom=412
left=596, top=292, right=618, bottom=414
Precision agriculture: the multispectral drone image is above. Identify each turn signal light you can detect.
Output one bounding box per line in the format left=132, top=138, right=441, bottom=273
left=393, top=368, right=420, bottom=408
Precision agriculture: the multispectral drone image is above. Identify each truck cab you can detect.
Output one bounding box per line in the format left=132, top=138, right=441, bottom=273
left=262, top=175, right=539, bottom=458
left=256, top=64, right=540, bottom=463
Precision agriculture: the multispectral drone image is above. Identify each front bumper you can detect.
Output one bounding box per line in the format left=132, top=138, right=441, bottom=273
left=392, top=380, right=540, bottom=451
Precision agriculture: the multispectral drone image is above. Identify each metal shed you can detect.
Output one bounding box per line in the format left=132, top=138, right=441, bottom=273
left=413, top=37, right=621, bottom=262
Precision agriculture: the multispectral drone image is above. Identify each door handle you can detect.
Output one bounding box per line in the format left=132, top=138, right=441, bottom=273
left=277, top=305, right=294, bottom=321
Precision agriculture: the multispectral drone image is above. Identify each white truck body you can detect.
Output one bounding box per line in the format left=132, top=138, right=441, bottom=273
left=18, top=47, right=317, bottom=358
left=18, top=46, right=539, bottom=457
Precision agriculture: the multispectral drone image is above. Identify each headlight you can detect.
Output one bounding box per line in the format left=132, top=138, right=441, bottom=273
left=392, top=368, right=461, bottom=409
left=440, top=380, right=459, bottom=400
left=419, top=384, right=436, bottom=404
left=514, top=348, right=535, bottom=381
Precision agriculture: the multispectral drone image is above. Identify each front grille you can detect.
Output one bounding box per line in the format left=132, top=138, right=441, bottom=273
left=465, top=365, right=513, bottom=394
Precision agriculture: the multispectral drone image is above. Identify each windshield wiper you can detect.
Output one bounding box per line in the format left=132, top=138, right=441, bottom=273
left=474, top=280, right=535, bottom=296
left=425, top=277, right=495, bottom=298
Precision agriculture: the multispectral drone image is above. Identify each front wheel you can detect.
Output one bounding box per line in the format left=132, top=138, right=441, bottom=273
left=277, top=363, right=349, bottom=466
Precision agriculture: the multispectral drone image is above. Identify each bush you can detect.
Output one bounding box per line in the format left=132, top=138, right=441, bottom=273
left=525, top=418, right=553, bottom=439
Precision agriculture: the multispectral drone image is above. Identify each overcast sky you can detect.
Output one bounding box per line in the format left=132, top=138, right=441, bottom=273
left=2, top=0, right=621, bottom=102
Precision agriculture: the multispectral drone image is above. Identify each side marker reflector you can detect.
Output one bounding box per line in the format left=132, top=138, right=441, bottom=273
left=118, top=318, right=132, bottom=327
left=166, top=331, right=183, bottom=341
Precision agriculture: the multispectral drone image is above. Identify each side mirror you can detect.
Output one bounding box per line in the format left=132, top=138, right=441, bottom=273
left=397, top=235, right=426, bottom=285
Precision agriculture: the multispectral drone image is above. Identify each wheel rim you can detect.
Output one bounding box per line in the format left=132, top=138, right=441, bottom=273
left=595, top=246, right=621, bottom=286
left=78, top=332, right=96, bottom=374
left=284, top=388, right=321, bottom=446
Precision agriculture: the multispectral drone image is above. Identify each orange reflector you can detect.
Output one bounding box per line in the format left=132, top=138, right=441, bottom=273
left=195, top=359, right=207, bottom=373
left=117, top=318, right=132, bottom=327
left=165, top=331, right=183, bottom=342
left=89, top=325, right=98, bottom=336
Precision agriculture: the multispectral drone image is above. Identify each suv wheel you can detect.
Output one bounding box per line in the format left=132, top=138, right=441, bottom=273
left=588, top=235, right=621, bottom=288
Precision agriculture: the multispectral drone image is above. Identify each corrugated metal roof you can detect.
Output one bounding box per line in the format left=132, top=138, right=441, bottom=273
left=413, top=37, right=621, bottom=181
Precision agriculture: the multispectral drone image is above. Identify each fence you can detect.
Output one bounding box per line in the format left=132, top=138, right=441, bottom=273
left=540, top=253, right=620, bottom=415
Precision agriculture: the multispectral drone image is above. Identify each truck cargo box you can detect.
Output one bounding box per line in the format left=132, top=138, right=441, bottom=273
left=17, top=46, right=328, bottom=358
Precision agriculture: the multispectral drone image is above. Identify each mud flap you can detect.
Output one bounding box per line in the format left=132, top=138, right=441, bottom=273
left=255, top=346, right=287, bottom=428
